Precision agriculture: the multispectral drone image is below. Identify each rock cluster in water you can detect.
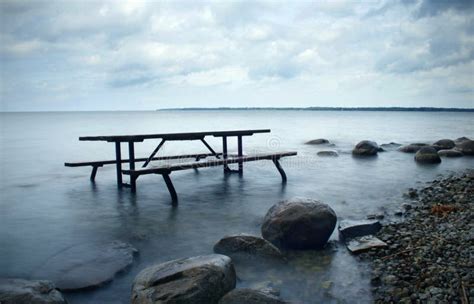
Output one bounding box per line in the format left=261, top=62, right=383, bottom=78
left=359, top=170, right=474, bottom=303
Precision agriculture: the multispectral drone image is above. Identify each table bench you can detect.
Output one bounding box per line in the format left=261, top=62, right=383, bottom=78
left=65, top=129, right=297, bottom=202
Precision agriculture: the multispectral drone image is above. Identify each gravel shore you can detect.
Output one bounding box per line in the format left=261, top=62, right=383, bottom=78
left=359, top=169, right=473, bottom=303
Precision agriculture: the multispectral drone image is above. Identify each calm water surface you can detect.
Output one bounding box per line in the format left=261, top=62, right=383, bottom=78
left=1, top=111, right=473, bottom=303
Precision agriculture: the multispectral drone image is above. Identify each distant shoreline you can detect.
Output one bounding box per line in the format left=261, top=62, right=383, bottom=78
left=158, top=107, right=474, bottom=112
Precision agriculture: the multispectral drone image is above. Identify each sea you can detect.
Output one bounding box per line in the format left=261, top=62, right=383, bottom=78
left=0, top=110, right=473, bottom=303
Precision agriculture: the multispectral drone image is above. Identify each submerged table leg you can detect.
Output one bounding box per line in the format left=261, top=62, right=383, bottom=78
left=222, top=136, right=230, bottom=172
left=115, top=141, right=122, bottom=188
left=162, top=173, right=178, bottom=202
left=237, top=135, right=243, bottom=174
left=128, top=141, right=136, bottom=192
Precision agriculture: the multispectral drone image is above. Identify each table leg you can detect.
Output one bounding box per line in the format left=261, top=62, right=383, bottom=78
left=115, top=141, right=122, bottom=188
left=222, top=136, right=230, bottom=172
left=128, top=141, right=136, bottom=192
left=237, top=135, right=243, bottom=174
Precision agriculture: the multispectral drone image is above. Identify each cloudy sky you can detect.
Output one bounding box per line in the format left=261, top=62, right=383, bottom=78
left=0, top=0, right=473, bottom=111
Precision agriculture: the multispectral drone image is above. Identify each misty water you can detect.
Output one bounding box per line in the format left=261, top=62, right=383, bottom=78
left=1, top=110, right=473, bottom=303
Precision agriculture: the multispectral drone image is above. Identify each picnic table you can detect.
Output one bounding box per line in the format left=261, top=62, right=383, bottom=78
left=65, top=129, right=297, bottom=201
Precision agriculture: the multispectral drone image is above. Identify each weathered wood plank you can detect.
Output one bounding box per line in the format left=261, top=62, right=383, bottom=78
left=64, top=153, right=224, bottom=167
left=78, top=129, right=270, bottom=142
left=122, top=152, right=297, bottom=175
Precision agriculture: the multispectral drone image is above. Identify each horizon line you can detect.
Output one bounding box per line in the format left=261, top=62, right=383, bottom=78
left=1, top=106, right=474, bottom=113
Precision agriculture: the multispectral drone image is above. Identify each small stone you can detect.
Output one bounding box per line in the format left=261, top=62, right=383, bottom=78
left=305, top=138, right=330, bottom=145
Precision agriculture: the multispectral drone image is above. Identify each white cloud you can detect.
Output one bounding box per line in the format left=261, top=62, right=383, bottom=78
left=0, top=0, right=472, bottom=110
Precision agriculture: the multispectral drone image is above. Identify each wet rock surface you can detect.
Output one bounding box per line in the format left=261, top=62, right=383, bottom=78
left=131, top=254, right=236, bottom=304
left=305, top=138, right=330, bottom=145
left=0, top=279, right=67, bottom=304
left=32, top=241, right=137, bottom=291
left=338, top=220, right=382, bottom=239
left=359, top=170, right=474, bottom=303
left=457, top=139, right=474, bottom=155
left=317, top=150, right=338, bottom=157
left=346, top=236, right=387, bottom=254
left=219, top=288, right=289, bottom=304
left=352, top=140, right=381, bottom=156
left=398, top=143, right=428, bottom=153
left=213, top=234, right=283, bottom=259
left=261, top=198, right=337, bottom=250
left=438, top=149, right=464, bottom=157
left=432, top=139, right=455, bottom=150
left=414, top=146, right=441, bottom=164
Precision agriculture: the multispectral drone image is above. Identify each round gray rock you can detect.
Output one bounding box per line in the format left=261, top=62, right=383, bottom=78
left=214, top=234, right=283, bottom=259
left=454, top=136, right=471, bottom=145
left=131, top=254, right=236, bottom=304
left=261, top=198, right=337, bottom=250
left=32, top=241, right=138, bottom=290
left=438, top=149, right=463, bottom=157
left=398, top=143, right=428, bottom=153
left=0, top=279, right=67, bottom=304
left=219, top=288, right=288, bottom=304
left=457, top=140, right=474, bottom=155
left=317, top=151, right=338, bottom=157
left=305, top=138, right=329, bottom=145
left=352, top=140, right=380, bottom=156
left=414, top=146, right=441, bottom=164
left=433, top=139, right=455, bottom=150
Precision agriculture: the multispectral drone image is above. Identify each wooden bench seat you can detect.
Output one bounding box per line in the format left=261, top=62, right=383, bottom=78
left=122, top=151, right=297, bottom=201
left=64, top=153, right=223, bottom=181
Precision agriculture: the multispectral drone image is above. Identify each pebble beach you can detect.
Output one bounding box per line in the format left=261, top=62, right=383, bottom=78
left=360, top=170, right=474, bottom=303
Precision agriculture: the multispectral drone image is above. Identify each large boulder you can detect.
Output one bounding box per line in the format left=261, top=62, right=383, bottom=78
left=414, top=146, right=441, bottom=164
left=0, top=279, right=67, bottom=304
left=352, top=140, right=381, bottom=156
left=219, top=288, right=288, bottom=304
left=261, top=198, right=337, bottom=250
left=213, top=234, right=283, bottom=259
left=131, top=254, right=236, bottom=304
left=438, top=149, right=463, bottom=157
left=398, top=143, right=428, bottom=153
left=432, top=139, right=455, bottom=150
left=32, top=241, right=137, bottom=290
left=305, top=138, right=329, bottom=145
left=457, top=140, right=474, bottom=155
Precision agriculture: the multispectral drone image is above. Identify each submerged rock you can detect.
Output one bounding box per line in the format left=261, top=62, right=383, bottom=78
left=380, top=142, right=402, bottom=149
left=457, top=140, right=474, bottom=155
left=305, top=138, right=329, bottom=145
left=338, top=220, right=382, bottom=240
left=317, top=150, right=338, bottom=157
left=32, top=241, right=137, bottom=291
left=131, top=254, right=236, bottom=304
left=261, top=198, right=337, bottom=250
left=219, top=288, right=288, bottom=304
left=398, top=143, right=428, bottom=153
left=438, top=149, right=463, bottom=157
left=0, top=279, right=67, bottom=304
left=352, top=140, right=381, bottom=156
left=213, top=234, right=283, bottom=259
left=346, top=235, right=387, bottom=254
left=432, top=139, right=455, bottom=150
left=414, top=147, right=441, bottom=164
